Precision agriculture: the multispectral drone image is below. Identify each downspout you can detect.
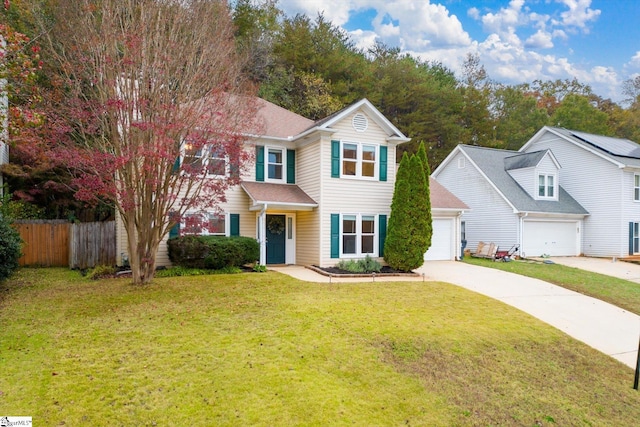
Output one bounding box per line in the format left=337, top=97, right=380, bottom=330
left=259, top=204, right=268, bottom=265
left=519, top=212, right=528, bottom=258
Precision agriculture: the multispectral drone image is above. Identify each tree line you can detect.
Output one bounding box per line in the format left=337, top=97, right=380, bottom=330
left=3, top=0, right=640, bottom=222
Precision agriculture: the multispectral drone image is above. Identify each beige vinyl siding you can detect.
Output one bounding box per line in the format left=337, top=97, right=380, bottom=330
left=436, top=150, right=519, bottom=254
left=524, top=132, right=620, bottom=257
left=296, top=141, right=322, bottom=265
left=317, top=111, right=396, bottom=267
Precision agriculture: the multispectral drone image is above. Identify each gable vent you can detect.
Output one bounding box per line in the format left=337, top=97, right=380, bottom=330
left=352, top=113, right=368, bottom=132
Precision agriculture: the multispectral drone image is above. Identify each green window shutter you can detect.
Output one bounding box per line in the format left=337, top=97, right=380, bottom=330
left=172, top=156, right=180, bottom=174
left=378, top=214, right=387, bottom=257
left=169, top=222, right=180, bottom=239
left=255, top=146, right=265, bottom=182
left=379, top=145, right=388, bottom=182
left=287, top=149, right=296, bottom=184
left=230, top=214, right=240, bottom=236
left=331, top=140, right=340, bottom=178
left=330, top=214, right=340, bottom=258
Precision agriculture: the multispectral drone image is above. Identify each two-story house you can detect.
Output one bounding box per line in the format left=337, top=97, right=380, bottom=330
left=434, top=126, right=640, bottom=259
left=116, top=97, right=469, bottom=268
left=432, top=143, right=588, bottom=258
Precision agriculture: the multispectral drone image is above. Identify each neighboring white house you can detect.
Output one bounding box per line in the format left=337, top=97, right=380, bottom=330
left=116, top=97, right=468, bottom=267
left=432, top=143, right=588, bottom=258
left=520, top=127, right=640, bottom=258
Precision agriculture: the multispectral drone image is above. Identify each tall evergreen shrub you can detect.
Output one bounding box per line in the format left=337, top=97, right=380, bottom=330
left=0, top=215, right=22, bottom=281
left=416, top=141, right=433, bottom=251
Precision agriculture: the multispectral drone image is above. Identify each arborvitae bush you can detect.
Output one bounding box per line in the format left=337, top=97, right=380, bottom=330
left=0, top=215, right=22, bottom=281
left=384, top=152, right=430, bottom=271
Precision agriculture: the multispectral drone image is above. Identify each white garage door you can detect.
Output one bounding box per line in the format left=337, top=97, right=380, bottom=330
left=523, top=221, right=579, bottom=257
left=424, top=218, right=454, bottom=260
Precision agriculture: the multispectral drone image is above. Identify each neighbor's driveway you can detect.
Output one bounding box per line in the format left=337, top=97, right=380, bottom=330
left=415, top=261, right=640, bottom=369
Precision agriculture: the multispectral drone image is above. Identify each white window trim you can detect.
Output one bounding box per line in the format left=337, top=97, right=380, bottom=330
left=265, top=146, right=286, bottom=183
left=340, top=213, right=378, bottom=257
left=182, top=143, right=229, bottom=178
left=634, top=174, right=640, bottom=202
left=536, top=173, right=557, bottom=200
left=181, top=212, right=229, bottom=236
left=341, top=141, right=379, bottom=180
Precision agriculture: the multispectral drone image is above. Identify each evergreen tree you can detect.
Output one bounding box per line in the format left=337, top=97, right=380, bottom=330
left=416, top=142, right=432, bottom=253
left=384, top=152, right=429, bottom=271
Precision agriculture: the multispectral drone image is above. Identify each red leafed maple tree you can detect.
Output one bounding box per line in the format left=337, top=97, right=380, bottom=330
left=41, top=0, right=260, bottom=283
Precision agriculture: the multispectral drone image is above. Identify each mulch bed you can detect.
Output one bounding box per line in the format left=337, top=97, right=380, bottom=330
left=309, top=265, right=418, bottom=277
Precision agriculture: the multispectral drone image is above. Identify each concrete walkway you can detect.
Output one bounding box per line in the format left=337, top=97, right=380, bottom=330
left=270, top=261, right=640, bottom=369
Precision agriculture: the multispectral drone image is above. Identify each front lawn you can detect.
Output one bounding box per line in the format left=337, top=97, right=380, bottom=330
left=464, top=257, right=640, bottom=315
left=1, top=268, right=639, bottom=426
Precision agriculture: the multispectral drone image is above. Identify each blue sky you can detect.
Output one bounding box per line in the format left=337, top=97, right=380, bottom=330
left=277, top=0, right=640, bottom=104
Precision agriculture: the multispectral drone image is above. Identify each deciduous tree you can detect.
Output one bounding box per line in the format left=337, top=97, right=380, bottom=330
left=40, top=0, right=258, bottom=283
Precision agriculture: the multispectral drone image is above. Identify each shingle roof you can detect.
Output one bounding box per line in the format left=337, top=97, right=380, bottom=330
left=254, top=97, right=315, bottom=139
left=504, top=150, right=547, bottom=170
left=429, top=177, right=469, bottom=210
left=459, top=145, right=588, bottom=215
left=240, top=181, right=318, bottom=208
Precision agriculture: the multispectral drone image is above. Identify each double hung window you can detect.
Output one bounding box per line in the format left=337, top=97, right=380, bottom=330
left=634, top=174, right=640, bottom=201
left=342, top=214, right=376, bottom=256
left=538, top=174, right=555, bottom=198
left=267, top=148, right=283, bottom=180
left=183, top=143, right=227, bottom=176
left=342, top=142, right=377, bottom=179
left=182, top=212, right=226, bottom=236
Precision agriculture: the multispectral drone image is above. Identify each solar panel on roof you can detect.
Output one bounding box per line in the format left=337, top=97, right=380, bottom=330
left=571, top=131, right=640, bottom=159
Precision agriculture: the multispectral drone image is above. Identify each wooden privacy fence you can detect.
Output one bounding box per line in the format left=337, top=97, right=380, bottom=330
left=14, top=220, right=116, bottom=269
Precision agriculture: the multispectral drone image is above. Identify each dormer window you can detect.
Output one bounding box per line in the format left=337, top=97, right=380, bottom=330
left=538, top=174, right=555, bottom=198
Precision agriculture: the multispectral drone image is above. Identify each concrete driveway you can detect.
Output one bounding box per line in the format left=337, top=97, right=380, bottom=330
left=272, top=260, right=640, bottom=369
left=415, top=261, right=640, bottom=369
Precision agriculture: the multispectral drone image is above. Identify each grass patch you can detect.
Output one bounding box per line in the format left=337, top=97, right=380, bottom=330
left=464, top=257, right=640, bottom=315
left=1, top=268, right=639, bottom=426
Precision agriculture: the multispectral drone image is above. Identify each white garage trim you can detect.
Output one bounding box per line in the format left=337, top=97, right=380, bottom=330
left=522, top=220, right=580, bottom=258
left=425, top=218, right=456, bottom=260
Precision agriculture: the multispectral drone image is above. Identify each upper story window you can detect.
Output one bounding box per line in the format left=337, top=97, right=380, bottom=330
left=538, top=174, right=556, bottom=199
left=635, top=174, right=640, bottom=201
left=267, top=148, right=284, bottom=181
left=183, top=144, right=227, bottom=177
left=342, top=141, right=377, bottom=179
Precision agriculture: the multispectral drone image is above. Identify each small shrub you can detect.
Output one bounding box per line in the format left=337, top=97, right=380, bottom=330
left=86, top=265, right=116, bottom=280
left=336, top=255, right=382, bottom=274
left=253, top=264, right=267, bottom=273
left=0, top=215, right=22, bottom=281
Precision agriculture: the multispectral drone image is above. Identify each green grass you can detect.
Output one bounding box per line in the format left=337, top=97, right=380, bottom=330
left=1, top=268, right=639, bottom=426
left=464, top=257, right=640, bottom=315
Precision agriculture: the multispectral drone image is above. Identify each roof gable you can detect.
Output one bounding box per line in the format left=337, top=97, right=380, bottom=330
left=443, top=145, right=586, bottom=215
left=311, top=99, right=409, bottom=142
left=520, top=126, right=640, bottom=169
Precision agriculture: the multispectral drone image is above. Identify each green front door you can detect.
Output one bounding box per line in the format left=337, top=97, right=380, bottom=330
left=266, top=214, right=286, bottom=264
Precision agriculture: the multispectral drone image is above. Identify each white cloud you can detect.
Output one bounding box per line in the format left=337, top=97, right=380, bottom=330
left=627, top=52, right=640, bottom=70
left=276, top=0, right=622, bottom=101
left=555, top=0, right=601, bottom=32
left=525, top=30, right=554, bottom=49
